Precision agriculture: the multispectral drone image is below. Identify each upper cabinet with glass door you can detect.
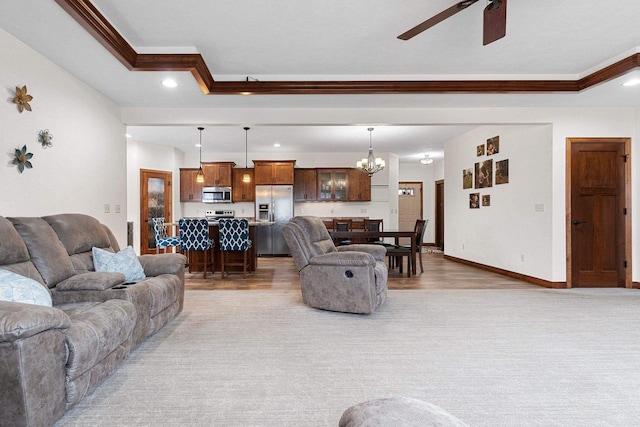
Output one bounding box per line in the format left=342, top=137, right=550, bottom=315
left=317, top=169, right=348, bottom=201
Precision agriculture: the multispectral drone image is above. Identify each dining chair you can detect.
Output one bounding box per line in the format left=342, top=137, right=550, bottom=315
left=178, top=218, right=215, bottom=279
left=387, top=219, right=428, bottom=274
left=332, top=218, right=353, bottom=246
left=363, top=218, right=384, bottom=243
left=152, top=217, right=181, bottom=254
left=218, top=218, right=252, bottom=279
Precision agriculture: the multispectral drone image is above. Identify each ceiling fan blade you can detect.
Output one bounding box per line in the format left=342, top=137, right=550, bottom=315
left=398, top=0, right=479, bottom=41
left=483, top=0, right=507, bottom=45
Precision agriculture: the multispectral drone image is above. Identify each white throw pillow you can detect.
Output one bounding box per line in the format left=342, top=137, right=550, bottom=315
left=92, top=246, right=146, bottom=282
left=0, top=269, right=52, bottom=307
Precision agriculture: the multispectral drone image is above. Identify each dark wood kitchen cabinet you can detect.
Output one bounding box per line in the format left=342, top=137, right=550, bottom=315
left=232, top=168, right=255, bottom=202
left=347, top=168, right=371, bottom=201
left=179, top=168, right=203, bottom=202
left=202, top=162, right=234, bottom=187
left=293, top=168, right=317, bottom=201
left=253, top=160, right=295, bottom=185
left=317, top=169, right=348, bottom=201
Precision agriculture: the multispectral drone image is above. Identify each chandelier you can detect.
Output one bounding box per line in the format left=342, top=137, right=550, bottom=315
left=356, top=127, right=385, bottom=176
left=420, top=154, right=434, bottom=165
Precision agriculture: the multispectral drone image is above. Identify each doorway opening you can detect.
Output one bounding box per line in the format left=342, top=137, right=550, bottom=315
left=566, top=138, right=631, bottom=288
left=140, top=169, right=173, bottom=255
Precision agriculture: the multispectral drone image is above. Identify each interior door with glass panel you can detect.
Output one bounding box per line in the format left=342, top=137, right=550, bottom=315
left=140, top=169, right=173, bottom=255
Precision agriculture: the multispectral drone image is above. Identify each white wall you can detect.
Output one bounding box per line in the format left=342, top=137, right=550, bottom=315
left=0, top=28, right=126, bottom=243
left=127, top=140, right=183, bottom=253
left=445, top=125, right=554, bottom=281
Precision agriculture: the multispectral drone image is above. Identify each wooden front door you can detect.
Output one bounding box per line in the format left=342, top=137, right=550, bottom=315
left=567, top=138, right=631, bottom=287
left=140, top=169, right=173, bottom=255
left=398, top=182, right=423, bottom=245
left=435, top=179, right=444, bottom=250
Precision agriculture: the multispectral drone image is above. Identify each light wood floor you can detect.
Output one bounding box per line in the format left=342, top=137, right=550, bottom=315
left=185, top=253, right=538, bottom=291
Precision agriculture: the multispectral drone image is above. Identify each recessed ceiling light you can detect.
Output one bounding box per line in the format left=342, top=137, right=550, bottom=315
left=162, top=79, right=178, bottom=88
left=622, top=78, right=640, bottom=87
left=195, top=143, right=202, bottom=147
left=125, top=134, right=132, bottom=138
left=273, top=143, right=281, bottom=147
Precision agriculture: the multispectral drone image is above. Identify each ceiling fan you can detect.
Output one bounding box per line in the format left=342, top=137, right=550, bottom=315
left=398, top=0, right=507, bottom=46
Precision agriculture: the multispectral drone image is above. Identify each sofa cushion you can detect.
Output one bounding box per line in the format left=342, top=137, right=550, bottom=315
left=92, top=247, right=146, bottom=282
left=292, top=216, right=337, bottom=257
left=9, top=217, right=75, bottom=288
left=43, top=214, right=112, bottom=256
left=0, top=270, right=52, bottom=307
left=0, top=216, right=31, bottom=266
left=57, top=300, right=136, bottom=380
left=144, top=274, right=181, bottom=316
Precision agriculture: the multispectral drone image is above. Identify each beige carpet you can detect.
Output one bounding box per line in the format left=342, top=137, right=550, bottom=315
left=58, top=288, right=640, bottom=426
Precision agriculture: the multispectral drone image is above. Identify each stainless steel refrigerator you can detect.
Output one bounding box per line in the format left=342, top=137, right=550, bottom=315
left=255, top=185, right=294, bottom=255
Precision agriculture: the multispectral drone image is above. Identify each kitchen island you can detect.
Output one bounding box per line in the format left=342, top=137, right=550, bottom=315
left=185, top=221, right=273, bottom=276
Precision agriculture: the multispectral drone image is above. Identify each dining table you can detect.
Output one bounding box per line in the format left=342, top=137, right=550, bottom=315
left=328, top=230, right=417, bottom=277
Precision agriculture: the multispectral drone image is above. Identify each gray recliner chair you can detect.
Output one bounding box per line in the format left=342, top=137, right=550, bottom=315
left=283, top=216, right=388, bottom=314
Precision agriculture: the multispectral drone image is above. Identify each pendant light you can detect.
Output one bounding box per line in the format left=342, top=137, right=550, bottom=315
left=356, top=127, right=385, bottom=176
left=242, top=127, right=251, bottom=183
left=196, top=127, right=205, bottom=183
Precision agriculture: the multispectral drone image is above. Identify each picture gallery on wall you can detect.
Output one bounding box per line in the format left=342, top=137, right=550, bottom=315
left=464, top=135, right=509, bottom=209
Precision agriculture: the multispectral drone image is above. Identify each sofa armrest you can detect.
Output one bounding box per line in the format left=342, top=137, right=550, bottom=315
left=138, top=253, right=186, bottom=277
left=55, top=272, right=125, bottom=291
left=337, top=244, right=387, bottom=262
left=0, top=301, right=70, bottom=342
left=309, top=251, right=376, bottom=267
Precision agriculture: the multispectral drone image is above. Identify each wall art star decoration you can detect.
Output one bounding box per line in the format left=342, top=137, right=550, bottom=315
left=38, top=129, right=53, bottom=148
left=13, top=85, right=33, bottom=112
left=12, top=145, right=33, bottom=173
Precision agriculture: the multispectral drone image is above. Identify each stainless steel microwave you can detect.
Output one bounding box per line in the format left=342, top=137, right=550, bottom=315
left=202, top=187, right=232, bottom=203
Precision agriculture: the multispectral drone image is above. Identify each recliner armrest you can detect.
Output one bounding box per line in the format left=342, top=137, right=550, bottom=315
left=337, top=244, right=387, bottom=262
left=309, top=251, right=376, bottom=267
left=138, top=253, right=187, bottom=277
left=55, top=272, right=125, bottom=291
left=0, top=301, right=70, bottom=342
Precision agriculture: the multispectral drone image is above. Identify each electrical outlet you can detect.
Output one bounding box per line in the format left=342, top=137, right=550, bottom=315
left=521, top=254, right=525, bottom=262
left=115, top=204, right=121, bottom=213
left=361, top=208, right=367, bottom=214
left=104, top=204, right=110, bottom=213
left=241, top=208, right=245, bottom=214
left=462, top=244, right=465, bottom=250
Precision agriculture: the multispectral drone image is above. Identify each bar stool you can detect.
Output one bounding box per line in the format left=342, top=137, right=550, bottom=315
left=152, top=217, right=181, bottom=254
left=178, top=218, right=215, bottom=279
left=218, top=218, right=252, bottom=279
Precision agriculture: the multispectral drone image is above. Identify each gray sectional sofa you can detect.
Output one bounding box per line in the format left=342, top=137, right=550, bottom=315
left=0, top=214, right=186, bottom=427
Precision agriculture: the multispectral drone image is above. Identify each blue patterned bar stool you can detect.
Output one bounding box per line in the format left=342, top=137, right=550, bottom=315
left=179, top=218, right=215, bottom=279
left=218, top=218, right=252, bottom=279
left=152, top=217, right=181, bottom=254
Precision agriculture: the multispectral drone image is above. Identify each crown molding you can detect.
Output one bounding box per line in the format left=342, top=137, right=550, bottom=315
left=55, top=0, right=640, bottom=96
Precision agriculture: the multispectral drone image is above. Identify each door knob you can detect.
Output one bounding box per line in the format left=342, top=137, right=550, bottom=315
left=572, top=220, right=584, bottom=225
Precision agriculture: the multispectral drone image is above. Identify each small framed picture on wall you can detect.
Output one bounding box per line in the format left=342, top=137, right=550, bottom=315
left=486, top=136, right=499, bottom=155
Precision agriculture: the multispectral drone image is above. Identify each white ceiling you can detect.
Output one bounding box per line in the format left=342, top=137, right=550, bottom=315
left=1, top=0, right=640, bottom=161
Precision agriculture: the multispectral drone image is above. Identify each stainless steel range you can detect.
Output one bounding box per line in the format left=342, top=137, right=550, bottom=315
left=205, top=209, right=235, bottom=220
